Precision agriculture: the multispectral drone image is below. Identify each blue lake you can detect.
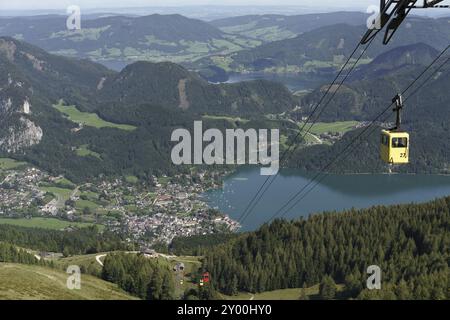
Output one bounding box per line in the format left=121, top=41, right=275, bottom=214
left=205, top=167, right=450, bottom=231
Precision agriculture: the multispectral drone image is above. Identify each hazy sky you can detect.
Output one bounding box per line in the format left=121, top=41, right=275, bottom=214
left=0, top=0, right=378, bottom=11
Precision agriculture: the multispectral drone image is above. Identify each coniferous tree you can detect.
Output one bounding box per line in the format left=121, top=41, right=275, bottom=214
left=319, top=276, right=337, bottom=300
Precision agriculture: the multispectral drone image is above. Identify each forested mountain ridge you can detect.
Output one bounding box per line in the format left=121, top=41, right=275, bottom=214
left=198, top=17, right=450, bottom=75
left=288, top=43, right=450, bottom=174
left=0, top=36, right=108, bottom=155
left=210, top=12, right=368, bottom=42
left=96, top=60, right=297, bottom=117
left=352, top=43, right=440, bottom=79
left=0, top=37, right=298, bottom=181
left=204, top=196, right=450, bottom=299
left=0, top=224, right=130, bottom=256
left=299, top=43, right=450, bottom=122
left=0, top=36, right=112, bottom=105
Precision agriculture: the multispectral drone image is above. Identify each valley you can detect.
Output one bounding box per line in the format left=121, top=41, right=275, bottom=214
left=3, top=194, right=447, bottom=301
left=0, top=7, right=448, bottom=302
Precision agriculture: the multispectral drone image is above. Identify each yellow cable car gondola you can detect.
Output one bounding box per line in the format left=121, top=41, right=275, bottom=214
left=380, top=94, right=409, bottom=164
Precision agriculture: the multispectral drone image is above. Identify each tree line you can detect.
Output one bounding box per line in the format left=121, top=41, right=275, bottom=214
left=203, top=196, right=450, bottom=299
left=0, top=225, right=131, bottom=256
left=101, top=252, right=175, bottom=300
left=0, top=242, right=45, bottom=266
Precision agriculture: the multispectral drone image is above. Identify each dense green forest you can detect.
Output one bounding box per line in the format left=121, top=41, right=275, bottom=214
left=96, top=60, right=296, bottom=116
left=102, top=252, right=175, bottom=300
left=0, top=225, right=130, bottom=256
left=168, top=233, right=238, bottom=256
left=0, top=242, right=44, bottom=266
left=203, top=196, right=450, bottom=299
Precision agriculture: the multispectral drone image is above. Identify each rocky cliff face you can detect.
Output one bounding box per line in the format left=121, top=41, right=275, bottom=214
left=0, top=68, right=42, bottom=153
left=0, top=116, right=43, bottom=153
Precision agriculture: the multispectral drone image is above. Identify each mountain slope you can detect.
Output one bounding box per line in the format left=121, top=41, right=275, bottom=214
left=204, top=17, right=450, bottom=74
left=290, top=43, right=450, bottom=174
left=299, top=43, right=450, bottom=122
left=204, top=196, right=450, bottom=299
left=97, top=61, right=297, bottom=116
left=0, top=263, right=137, bottom=300
left=0, top=36, right=114, bottom=158
left=352, top=43, right=440, bottom=79
left=0, top=37, right=298, bottom=181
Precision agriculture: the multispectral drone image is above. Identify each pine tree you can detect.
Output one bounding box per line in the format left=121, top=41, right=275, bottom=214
left=230, top=275, right=238, bottom=296
left=395, top=280, right=410, bottom=300
left=147, top=271, right=164, bottom=300
left=319, top=276, right=337, bottom=300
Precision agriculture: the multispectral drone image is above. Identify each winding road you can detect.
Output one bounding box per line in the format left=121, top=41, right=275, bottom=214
left=95, top=254, right=107, bottom=267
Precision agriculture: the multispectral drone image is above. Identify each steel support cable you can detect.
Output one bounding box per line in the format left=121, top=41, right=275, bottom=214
left=239, top=38, right=376, bottom=225
left=234, top=41, right=365, bottom=224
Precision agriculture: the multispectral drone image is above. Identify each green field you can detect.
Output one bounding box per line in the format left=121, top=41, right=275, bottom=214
left=75, top=199, right=100, bottom=211
left=0, top=217, right=97, bottom=230
left=220, top=24, right=296, bottom=42
left=125, top=175, right=139, bottom=184
left=54, top=253, right=104, bottom=275
left=54, top=102, right=136, bottom=131
left=0, top=263, right=137, bottom=300
left=40, top=186, right=74, bottom=202
left=306, top=121, right=359, bottom=135
left=75, top=145, right=101, bottom=159
left=202, top=115, right=250, bottom=128
left=53, top=177, right=76, bottom=189
left=0, top=158, right=27, bottom=170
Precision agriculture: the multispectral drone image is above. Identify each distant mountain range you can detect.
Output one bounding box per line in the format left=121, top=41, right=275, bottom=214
left=195, top=16, right=450, bottom=78
left=0, top=14, right=258, bottom=70
left=2, top=12, right=448, bottom=80
left=210, top=12, right=369, bottom=42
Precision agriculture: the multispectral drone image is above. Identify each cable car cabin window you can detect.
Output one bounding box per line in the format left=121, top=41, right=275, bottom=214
left=392, top=137, right=408, bottom=148
left=381, top=135, right=389, bottom=146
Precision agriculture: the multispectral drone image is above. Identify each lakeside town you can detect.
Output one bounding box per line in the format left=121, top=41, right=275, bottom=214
left=0, top=159, right=240, bottom=245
